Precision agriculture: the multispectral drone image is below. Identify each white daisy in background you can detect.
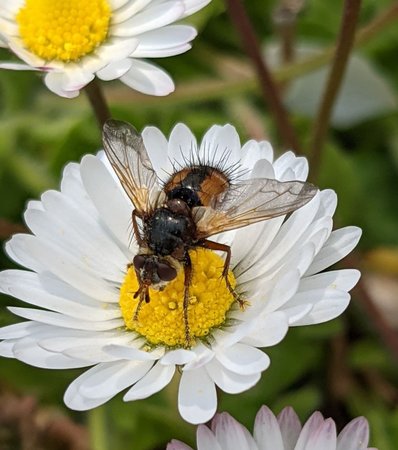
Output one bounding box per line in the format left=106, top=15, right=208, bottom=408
left=0, top=0, right=210, bottom=97
left=167, top=405, right=377, bottom=450
left=0, top=123, right=361, bottom=424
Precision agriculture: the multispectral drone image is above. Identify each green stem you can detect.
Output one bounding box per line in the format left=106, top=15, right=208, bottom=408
left=309, top=0, right=362, bottom=180
left=225, top=0, right=302, bottom=153
left=88, top=407, right=109, bottom=450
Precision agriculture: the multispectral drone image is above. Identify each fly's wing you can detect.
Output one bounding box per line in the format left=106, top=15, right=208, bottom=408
left=102, top=119, right=164, bottom=216
left=193, top=178, right=318, bottom=239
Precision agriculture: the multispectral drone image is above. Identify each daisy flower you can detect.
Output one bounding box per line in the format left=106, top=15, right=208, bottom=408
left=0, top=0, right=210, bottom=97
left=167, top=405, right=377, bottom=450
left=0, top=123, right=361, bottom=424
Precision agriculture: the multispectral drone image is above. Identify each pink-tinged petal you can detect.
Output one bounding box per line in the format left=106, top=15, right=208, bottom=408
left=294, top=412, right=325, bottom=450
left=303, top=418, right=337, bottom=450
left=197, top=425, right=222, bottom=450
left=212, top=413, right=257, bottom=450
left=178, top=366, right=217, bottom=424
left=167, top=440, right=194, bottom=450
left=337, top=417, right=370, bottom=450
left=277, top=407, right=302, bottom=450
left=254, top=406, right=284, bottom=450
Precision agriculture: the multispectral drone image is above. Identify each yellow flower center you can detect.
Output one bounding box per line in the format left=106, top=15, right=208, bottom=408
left=16, top=0, right=111, bottom=62
left=120, top=248, right=237, bottom=348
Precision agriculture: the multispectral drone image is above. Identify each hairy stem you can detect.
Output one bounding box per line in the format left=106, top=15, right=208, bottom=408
left=309, top=0, right=362, bottom=180
left=225, top=0, right=301, bottom=152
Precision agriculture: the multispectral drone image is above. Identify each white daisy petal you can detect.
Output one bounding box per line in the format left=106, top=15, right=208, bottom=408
left=123, top=361, right=175, bottom=400
left=65, top=360, right=153, bottom=410
left=0, top=270, right=120, bottom=321
left=289, top=290, right=351, bottom=326
left=113, top=2, right=184, bottom=37
left=0, top=61, right=38, bottom=70
left=168, top=123, right=198, bottom=167
left=12, top=337, right=90, bottom=369
left=80, top=155, right=134, bottom=252
left=8, top=307, right=124, bottom=331
left=111, top=0, right=152, bottom=23
left=306, top=227, right=362, bottom=276
left=132, top=25, right=197, bottom=58
left=179, top=367, right=217, bottom=424
left=120, top=59, right=175, bottom=95
left=242, top=311, right=289, bottom=348
left=96, top=58, right=133, bottom=81
left=206, top=358, right=261, bottom=394
left=44, top=72, right=80, bottom=99
left=182, top=0, right=212, bottom=17
left=142, top=126, right=170, bottom=180
left=215, top=343, right=270, bottom=375
left=0, top=321, right=42, bottom=339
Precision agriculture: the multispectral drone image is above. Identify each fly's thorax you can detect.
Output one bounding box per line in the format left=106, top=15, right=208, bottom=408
left=146, top=207, right=196, bottom=256
left=164, top=165, right=230, bottom=207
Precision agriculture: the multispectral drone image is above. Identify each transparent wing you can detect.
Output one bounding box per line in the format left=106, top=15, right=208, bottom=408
left=193, top=178, right=318, bottom=238
left=102, top=119, right=163, bottom=216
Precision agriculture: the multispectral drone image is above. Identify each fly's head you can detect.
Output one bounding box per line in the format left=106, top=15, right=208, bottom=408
left=133, top=254, right=178, bottom=291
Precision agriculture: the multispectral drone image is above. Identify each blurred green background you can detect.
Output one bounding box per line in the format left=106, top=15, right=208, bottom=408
left=1, top=0, right=398, bottom=449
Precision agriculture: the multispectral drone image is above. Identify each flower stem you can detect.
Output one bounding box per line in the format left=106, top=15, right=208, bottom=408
left=84, top=80, right=111, bottom=130
left=88, top=407, right=109, bottom=450
left=225, top=0, right=302, bottom=153
left=308, top=0, right=362, bottom=181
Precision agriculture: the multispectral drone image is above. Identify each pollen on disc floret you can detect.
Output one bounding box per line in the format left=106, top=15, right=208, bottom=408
left=119, top=248, right=238, bottom=348
left=16, top=0, right=111, bottom=62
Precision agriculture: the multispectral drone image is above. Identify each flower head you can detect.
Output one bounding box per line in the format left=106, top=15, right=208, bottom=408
left=0, top=0, right=210, bottom=97
left=168, top=405, right=377, bottom=450
left=0, top=123, right=361, bottom=424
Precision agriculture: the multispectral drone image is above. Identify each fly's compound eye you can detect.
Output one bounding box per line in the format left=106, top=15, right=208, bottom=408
left=133, top=255, right=146, bottom=270
left=157, top=263, right=177, bottom=281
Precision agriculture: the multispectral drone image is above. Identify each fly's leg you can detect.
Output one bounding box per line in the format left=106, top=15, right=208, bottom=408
left=132, top=265, right=150, bottom=321
left=127, top=210, right=145, bottom=271
left=198, top=240, right=249, bottom=310
left=183, top=252, right=193, bottom=348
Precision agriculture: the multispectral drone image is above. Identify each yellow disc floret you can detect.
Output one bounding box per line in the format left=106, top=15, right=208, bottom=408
left=17, top=0, right=111, bottom=62
left=120, top=248, right=238, bottom=348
